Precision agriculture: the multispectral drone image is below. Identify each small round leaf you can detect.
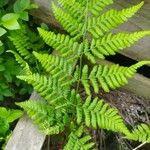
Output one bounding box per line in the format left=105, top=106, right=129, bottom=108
left=1, top=13, right=20, bottom=30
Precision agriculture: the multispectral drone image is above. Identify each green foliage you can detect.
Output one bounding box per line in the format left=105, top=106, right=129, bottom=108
left=88, top=2, right=144, bottom=38
left=0, top=107, right=22, bottom=137
left=64, top=126, right=95, bottom=150
left=77, top=61, right=150, bottom=94
left=17, top=100, right=68, bottom=135
left=14, top=0, right=150, bottom=149
left=1, top=13, right=20, bottom=30
left=0, top=0, right=38, bottom=43
left=0, top=117, right=9, bottom=137
left=9, top=27, right=32, bottom=59
left=76, top=97, right=129, bottom=135
left=14, top=0, right=38, bottom=21
left=0, top=0, right=9, bottom=8
left=90, top=31, right=150, bottom=60
left=52, top=2, right=83, bottom=40
left=0, top=0, right=41, bottom=101
left=37, top=28, right=83, bottom=62
left=125, top=124, right=150, bottom=143
left=0, top=107, right=22, bottom=148
left=0, top=27, right=6, bottom=36
left=88, top=0, right=113, bottom=16
left=33, top=51, right=73, bottom=78
left=17, top=73, right=71, bottom=105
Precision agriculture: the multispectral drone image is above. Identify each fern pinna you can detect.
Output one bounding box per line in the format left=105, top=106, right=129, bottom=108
left=12, top=0, right=150, bottom=149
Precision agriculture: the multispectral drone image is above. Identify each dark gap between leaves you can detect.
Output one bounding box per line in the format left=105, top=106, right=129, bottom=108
left=106, top=53, right=150, bottom=78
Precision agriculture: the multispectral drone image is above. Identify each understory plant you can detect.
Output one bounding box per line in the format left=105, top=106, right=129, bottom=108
left=0, top=0, right=40, bottom=101
left=12, top=0, right=150, bottom=149
left=0, top=107, right=22, bottom=148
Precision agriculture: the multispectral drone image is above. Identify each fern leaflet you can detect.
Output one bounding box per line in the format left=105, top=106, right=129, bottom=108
left=90, top=31, right=150, bottom=60
left=64, top=126, right=95, bottom=150
left=17, top=73, right=71, bottom=105
left=52, top=2, right=83, bottom=39
left=88, top=0, right=114, bottom=16
left=88, top=2, right=144, bottom=38
left=16, top=100, right=68, bottom=135
left=125, top=124, right=150, bottom=143
left=7, top=50, right=31, bottom=75
left=76, top=61, right=150, bottom=94
left=58, top=0, right=85, bottom=22
left=38, top=28, right=84, bottom=62
left=76, top=97, right=130, bottom=135
left=9, top=27, right=32, bottom=60
left=33, top=51, right=74, bottom=79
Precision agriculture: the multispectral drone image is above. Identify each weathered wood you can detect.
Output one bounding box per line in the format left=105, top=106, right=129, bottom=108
left=5, top=92, right=46, bottom=150
left=124, top=74, right=150, bottom=99
left=31, top=0, right=150, bottom=61
left=113, top=0, right=150, bottom=61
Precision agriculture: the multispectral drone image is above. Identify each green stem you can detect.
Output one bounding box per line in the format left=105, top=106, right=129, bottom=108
left=76, top=0, right=89, bottom=92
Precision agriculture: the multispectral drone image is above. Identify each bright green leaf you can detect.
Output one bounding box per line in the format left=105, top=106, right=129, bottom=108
left=1, top=13, right=20, bottom=30
left=0, top=107, right=23, bottom=123
left=0, top=27, right=6, bottom=36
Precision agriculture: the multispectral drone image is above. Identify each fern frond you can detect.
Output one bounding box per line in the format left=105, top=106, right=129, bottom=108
left=33, top=51, right=76, bottom=86
left=9, top=28, right=32, bottom=59
left=76, top=97, right=129, bottom=135
left=7, top=50, right=31, bottom=75
left=90, top=31, right=150, bottom=59
left=88, top=2, right=144, bottom=38
left=0, top=107, right=22, bottom=136
left=127, top=61, right=150, bottom=75
left=33, top=51, right=73, bottom=79
left=16, top=100, right=67, bottom=135
left=58, top=0, right=85, bottom=22
left=125, top=124, right=150, bottom=143
left=17, top=73, right=71, bottom=105
left=40, top=123, right=65, bottom=135
left=89, top=0, right=114, bottom=16
left=52, top=2, right=83, bottom=39
left=76, top=61, right=150, bottom=94
left=64, top=126, right=95, bottom=150
left=75, top=0, right=86, bottom=6
left=37, top=28, right=84, bottom=62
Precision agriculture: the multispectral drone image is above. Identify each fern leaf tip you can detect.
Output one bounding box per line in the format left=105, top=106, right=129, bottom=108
left=32, top=51, right=39, bottom=56
left=132, top=60, right=150, bottom=69
left=135, top=1, right=144, bottom=10
left=6, top=50, right=15, bottom=54
left=37, top=27, right=44, bottom=34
